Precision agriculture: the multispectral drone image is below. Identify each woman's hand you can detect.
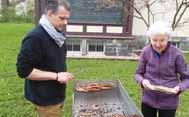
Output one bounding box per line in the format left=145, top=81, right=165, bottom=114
left=172, top=86, right=180, bottom=94
left=142, top=79, right=155, bottom=90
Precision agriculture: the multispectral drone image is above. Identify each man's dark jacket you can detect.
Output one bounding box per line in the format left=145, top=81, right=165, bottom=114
left=16, top=25, right=67, bottom=106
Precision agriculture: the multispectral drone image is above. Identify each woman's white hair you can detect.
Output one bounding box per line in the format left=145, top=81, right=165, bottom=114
left=147, top=21, right=173, bottom=40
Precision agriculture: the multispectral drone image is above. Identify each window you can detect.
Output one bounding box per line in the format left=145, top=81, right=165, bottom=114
left=170, top=41, right=180, bottom=48
left=88, top=40, right=104, bottom=52
left=66, top=40, right=81, bottom=51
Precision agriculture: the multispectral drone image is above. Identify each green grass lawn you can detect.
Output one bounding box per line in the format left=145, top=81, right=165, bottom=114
left=0, top=23, right=189, bottom=117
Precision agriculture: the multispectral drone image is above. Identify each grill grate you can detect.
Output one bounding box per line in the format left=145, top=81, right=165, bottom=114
left=72, top=80, right=143, bottom=117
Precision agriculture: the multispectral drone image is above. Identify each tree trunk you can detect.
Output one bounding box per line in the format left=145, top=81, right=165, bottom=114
left=1, top=0, right=9, bottom=10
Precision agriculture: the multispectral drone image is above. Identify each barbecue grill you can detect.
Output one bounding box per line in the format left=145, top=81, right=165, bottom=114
left=72, top=80, right=143, bottom=117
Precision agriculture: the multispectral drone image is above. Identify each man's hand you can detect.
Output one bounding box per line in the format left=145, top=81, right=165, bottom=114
left=142, top=79, right=155, bottom=90
left=57, top=72, right=74, bottom=84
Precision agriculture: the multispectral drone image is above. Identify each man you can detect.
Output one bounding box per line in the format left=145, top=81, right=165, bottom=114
left=16, top=0, right=74, bottom=117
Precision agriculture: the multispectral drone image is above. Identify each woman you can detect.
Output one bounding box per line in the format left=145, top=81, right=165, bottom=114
left=135, top=21, right=189, bottom=117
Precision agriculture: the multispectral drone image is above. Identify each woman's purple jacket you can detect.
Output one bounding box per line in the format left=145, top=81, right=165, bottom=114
left=135, top=44, right=189, bottom=109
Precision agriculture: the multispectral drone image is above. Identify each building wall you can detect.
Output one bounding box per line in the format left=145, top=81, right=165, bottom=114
left=32, top=0, right=189, bottom=57
left=66, top=38, right=140, bottom=57
left=66, top=6, right=189, bottom=57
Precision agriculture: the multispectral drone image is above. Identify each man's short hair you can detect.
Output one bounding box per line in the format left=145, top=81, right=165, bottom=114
left=45, top=0, right=70, bottom=14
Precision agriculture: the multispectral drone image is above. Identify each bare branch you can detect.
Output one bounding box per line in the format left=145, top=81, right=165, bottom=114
left=127, top=0, right=150, bottom=27
left=149, top=9, right=155, bottom=23
left=133, top=15, right=144, bottom=19
left=176, top=0, right=179, bottom=10
left=178, top=18, right=189, bottom=26
left=172, top=1, right=184, bottom=29
left=146, top=0, right=151, bottom=27
left=149, top=0, right=158, bottom=6
left=173, top=5, right=188, bottom=30
left=126, top=0, right=189, bottom=30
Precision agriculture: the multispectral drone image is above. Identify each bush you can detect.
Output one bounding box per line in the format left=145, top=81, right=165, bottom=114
left=0, top=7, right=34, bottom=23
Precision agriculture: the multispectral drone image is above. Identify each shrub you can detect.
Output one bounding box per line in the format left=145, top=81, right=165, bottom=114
left=0, top=3, right=34, bottom=23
